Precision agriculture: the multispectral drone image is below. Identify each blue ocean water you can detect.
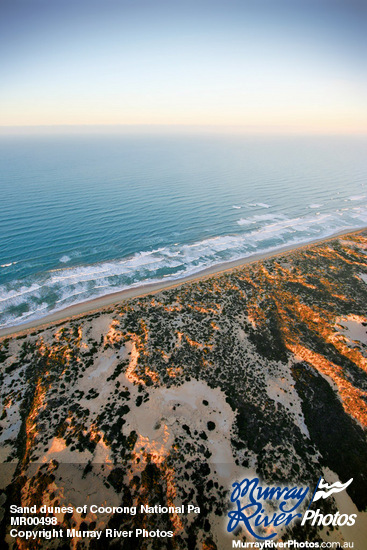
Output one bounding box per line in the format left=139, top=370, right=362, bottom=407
left=1, top=133, right=366, bottom=329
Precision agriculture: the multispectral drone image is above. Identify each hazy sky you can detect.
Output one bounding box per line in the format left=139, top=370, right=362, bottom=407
left=1, top=0, right=366, bottom=132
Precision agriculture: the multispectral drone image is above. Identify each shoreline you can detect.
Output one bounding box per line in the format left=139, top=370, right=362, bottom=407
left=1, top=226, right=366, bottom=339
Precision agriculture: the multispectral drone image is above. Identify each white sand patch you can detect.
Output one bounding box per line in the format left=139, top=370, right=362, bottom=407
left=0, top=403, right=22, bottom=444
left=0, top=444, right=14, bottom=464
left=88, top=313, right=114, bottom=342
left=335, top=314, right=367, bottom=348
left=73, top=346, right=130, bottom=414
left=41, top=436, right=91, bottom=464
left=76, top=363, right=121, bottom=415
left=88, top=354, right=116, bottom=379
left=124, top=379, right=241, bottom=480
left=93, top=436, right=113, bottom=464
left=125, top=341, right=141, bottom=384
left=0, top=458, right=16, bottom=491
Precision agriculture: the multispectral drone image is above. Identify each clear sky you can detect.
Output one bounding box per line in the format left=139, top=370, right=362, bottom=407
left=0, top=0, right=366, bottom=133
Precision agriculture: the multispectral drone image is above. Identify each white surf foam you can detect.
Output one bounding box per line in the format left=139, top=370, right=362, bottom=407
left=349, top=195, right=366, bottom=201
left=2, top=205, right=367, bottom=329
left=237, top=214, right=286, bottom=226
left=0, top=284, right=42, bottom=303
left=247, top=202, right=271, bottom=208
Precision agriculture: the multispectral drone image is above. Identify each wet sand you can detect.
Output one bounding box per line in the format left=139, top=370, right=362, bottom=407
left=1, top=227, right=366, bottom=338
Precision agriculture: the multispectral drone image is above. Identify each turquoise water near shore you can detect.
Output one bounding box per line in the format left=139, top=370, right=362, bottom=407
left=1, top=133, right=366, bottom=328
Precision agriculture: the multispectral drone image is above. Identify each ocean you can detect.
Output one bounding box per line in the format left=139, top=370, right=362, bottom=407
left=1, top=133, right=366, bottom=329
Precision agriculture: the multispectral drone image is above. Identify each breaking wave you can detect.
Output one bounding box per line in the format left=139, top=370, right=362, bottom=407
left=1, top=204, right=367, bottom=329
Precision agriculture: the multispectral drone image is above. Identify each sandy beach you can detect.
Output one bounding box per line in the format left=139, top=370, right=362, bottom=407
left=1, top=227, right=366, bottom=339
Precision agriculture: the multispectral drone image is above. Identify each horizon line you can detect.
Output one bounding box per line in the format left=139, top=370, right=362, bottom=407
left=0, top=123, right=366, bottom=136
